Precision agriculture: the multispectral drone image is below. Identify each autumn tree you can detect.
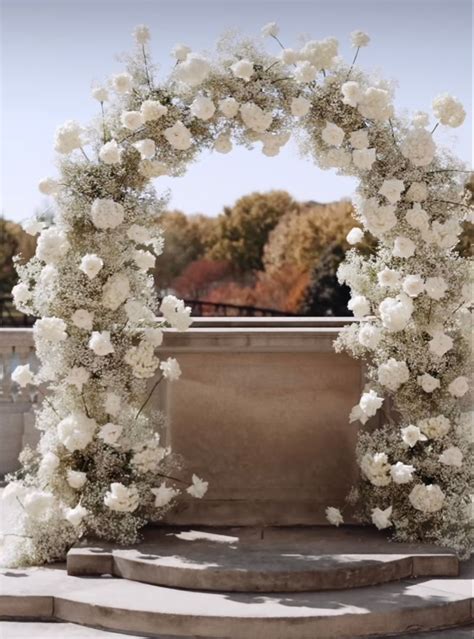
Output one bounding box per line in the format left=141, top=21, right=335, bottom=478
left=207, top=191, right=298, bottom=273
left=171, top=258, right=232, bottom=299
left=0, top=217, right=36, bottom=294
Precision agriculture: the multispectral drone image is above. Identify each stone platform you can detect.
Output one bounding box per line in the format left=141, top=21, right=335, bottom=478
left=2, top=526, right=472, bottom=638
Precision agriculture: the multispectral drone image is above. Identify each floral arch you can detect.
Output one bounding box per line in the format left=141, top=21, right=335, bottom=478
left=4, top=23, right=472, bottom=566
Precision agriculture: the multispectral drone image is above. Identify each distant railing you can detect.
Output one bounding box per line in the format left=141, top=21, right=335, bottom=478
left=0, top=295, right=292, bottom=327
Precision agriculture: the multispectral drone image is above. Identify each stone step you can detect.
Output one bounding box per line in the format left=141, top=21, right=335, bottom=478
left=1, top=560, right=472, bottom=639
left=67, top=526, right=460, bottom=592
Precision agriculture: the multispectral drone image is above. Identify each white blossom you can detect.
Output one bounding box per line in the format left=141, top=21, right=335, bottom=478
left=359, top=389, right=383, bottom=418
left=406, top=182, right=428, bottom=202
left=321, top=121, right=345, bottom=146
left=401, top=425, right=427, bottom=448
left=280, top=48, right=299, bottom=65
left=99, top=140, right=122, bottom=164
left=190, top=96, right=216, bottom=120
left=22, top=218, right=45, bottom=236
left=79, top=253, right=103, bottom=279
left=231, top=59, right=255, bottom=81
left=160, top=295, right=193, bottom=331
left=102, top=273, right=130, bottom=310
left=91, top=86, right=108, bottom=102
left=341, top=81, right=362, bottom=107
left=64, top=504, right=88, bottom=527
left=351, top=30, right=370, bottom=47
left=429, top=330, right=453, bottom=357
left=447, top=376, right=469, bottom=398
left=38, top=177, right=60, bottom=195
left=261, top=22, right=279, bottom=37
left=104, top=483, right=139, bottom=512
left=174, top=54, right=211, bottom=86
left=379, top=179, right=404, bottom=204
left=240, top=102, right=272, bottom=132
left=124, top=341, right=159, bottom=378
left=352, top=148, right=376, bottom=170
left=377, top=358, right=409, bottom=391
left=71, top=309, right=93, bottom=331
left=299, top=37, right=338, bottom=71
left=358, top=198, right=397, bottom=236
left=392, top=236, right=416, bottom=259
left=377, top=268, right=400, bottom=288
left=348, top=294, right=370, bottom=318
left=419, top=415, right=451, bottom=439
left=54, top=120, right=84, bottom=154
left=371, top=506, right=392, bottom=530
left=379, top=294, right=413, bottom=332
left=34, top=317, right=67, bottom=342
left=90, top=198, right=125, bottom=230
left=358, top=323, right=381, bottom=349
left=121, top=110, right=144, bottom=131
left=294, top=60, right=317, bottom=83
left=172, top=43, right=191, bottom=61
left=432, top=93, right=466, bottom=127
left=23, top=491, right=56, bottom=519
left=57, top=412, right=96, bottom=452
left=409, top=484, right=445, bottom=513
left=104, top=392, right=121, bottom=417
left=214, top=133, right=233, bottom=154
left=160, top=357, right=181, bottom=381
left=151, top=483, right=179, bottom=508
left=127, top=224, right=153, bottom=245
left=67, top=470, right=87, bottom=489
left=163, top=121, right=193, bottom=150
left=412, top=111, right=430, bottom=128
left=133, top=24, right=150, bottom=44
left=186, top=474, right=208, bottom=499
left=89, top=331, right=114, bottom=356
left=401, top=128, right=436, bottom=166
left=417, top=373, right=440, bottom=393
left=439, top=446, right=463, bottom=467
left=12, top=364, right=35, bottom=388
left=290, top=96, right=311, bottom=117
left=346, top=227, right=364, bottom=245
left=134, top=249, right=155, bottom=270
left=112, top=72, right=133, bottom=94
left=405, top=203, right=429, bottom=231
left=36, top=227, right=70, bottom=264
left=360, top=452, right=391, bottom=486
left=402, top=274, right=424, bottom=298
left=390, top=462, right=415, bottom=484
left=218, top=97, right=240, bottom=118
left=141, top=100, right=168, bottom=121
left=349, top=129, right=369, bottom=149
left=424, top=277, right=448, bottom=301
left=65, top=366, right=90, bottom=392
left=358, top=87, right=393, bottom=121
left=12, top=282, right=31, bottom=308
left=98, top=422, right=123, bottom=446
left=325, top=506, right=344, bottom=526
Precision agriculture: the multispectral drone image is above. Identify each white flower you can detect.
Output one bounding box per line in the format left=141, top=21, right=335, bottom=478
left=121, top=110, right=144, bottom=131
left=371, top=506, right=392, bottom=530
left=12, top=282, right=31, bottom=308
left=186, top=474, right=208, bottom=499
left=409, top=484, right=445, bottom=513
left=405, top=203, right=429, bottom=231
left=143, top=327, right=163, bottom=347
left=133, top=138, right=156, bottom=160
left=231, top=59, right=254, bottom=81
left=34, top=317, right=67, bottom=342
left=90, top=198, right=125, bottom=230
left=402, top=274, right=424, bottom=298
left=160, top=295, right=193, bottom=331
left=151, top=483, right=179, bottom=508
left=102, top=272, right=130, bottom=310
left=218, top=97, right=240, bottom=118
left=379, top=294, right=413, bottom=332
left=163, top=121, right=193, bottom=150
left=39, top=452, right=60, bottom=475
left=64, top=504, right=88, bottom=527
left=174, top=53, right=211, bottom=86
left=357, top=198, right=397, bottom=237
left=39, top=264, right=58, bottom=287
left=429, top=331, right=453, bottom=357
left=133, top=24, right=150, bottom=44
left=214, top=133, right=233, bottom=154
left=54, top=120, right=84, bottom=154
left=322, top=148, right=352, bottom=169
left=89, top=331, right=114, bottom=356
left=358, top=324, right=381, bottom=349
left=98, top=422, right=123, bottom=446
left=280, top=48, right=299, bottom=65
left=22, top=218, right=45, bottom=236
left=160, top=357, right=182, bottom=381
left=124, top=298, right=153, bottom=323
left=419, top=415, right=451, bottom=439
left=65, top=366, right=90, bottom=392
left=346, top=227, right=364, bottom=245
left=71, top=309, right=93, bottom=331
left=360, top=452, right=391, bottom=486
left=351, top=30, right=370, bottom=47
left=125, top=341, right=160, bottom=378
left=350, top=129, right=369, bottom=149
left=379, top=179, right=404, bottom=204
left=325, top=506, right=344, bottom=526
left=290, top=96, right=311, bottom=117
left=134, top=249, right=155, bottom=270
left=99, top=140, right=121, bottom=164
left=139, top=160, right=168, bottom=178
left=127, top=224, right=152, bottom=245
left=79, top=253, right=103, bottom=279
left=104, top=392, right=121, bottom=416
left=261, top=131, right=290, bottom=157
left=23, top=491, right=56, bottom=519
left=352, top=148, right=376, bottom=170
left=36, top=227, right=70, bottom=263
left=12, top=364, right=35, bottom=388
left=347, top=294, right=370, bottom=318
left=240, top=102, right=273, bottom=132
left=406, top=182, right=428, bottom=202
left=190, top=96, right=216, bottom=121
left=67, top=470, right=87, bottom=489
left=401, top=128, right=436, bottom=166
left=392, top=236, right=416, bottom=259
left=358, top=87, right=393, bottom=121
left=91, top=86, right=108, bottom=102
left=112, top=72, right=133, bottom=94
left=390, top=462, right=415, bottom=484
left=321, top=121, right=345, bottom=147
left=432, top=93, right=466, bottom=127
left=57, top=411, right=97, bottom=452
left=359, top=389, right=383, bottom=418
left=439, top=446, right=463, bottom=468
left=401, top=425, right=427, bottom=448
left=261, top=22, right=279, bottom=37
left=294, top=60, right=317, bottom=83
left=448, top=376, right=469, bottom=398
left=38, top=177, right=60, bottom=195
left=172, top=43, right=191, bottom=61
left=412, top=111, right=430, bottom=128
left=377, top=268, right=400, bottom=288
left=417, top=373, right=440, bottom=393
left=104, top=483, right=139, bottom=512
left=141, top=99, right=168, bottom=121
left=341, top=81, right=362, bottom=107
left=424, top=277, right=447, bottom=301
left=377, top=358, right=409, bottom=391
left=299, top=37, right=338, bottom=71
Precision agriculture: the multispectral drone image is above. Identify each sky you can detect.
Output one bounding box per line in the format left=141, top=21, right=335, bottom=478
left=1, top=0, right=472, bottom=223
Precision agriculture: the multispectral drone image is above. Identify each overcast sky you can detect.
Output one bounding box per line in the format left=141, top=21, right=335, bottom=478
left=1, top=0, right=472, bottom=223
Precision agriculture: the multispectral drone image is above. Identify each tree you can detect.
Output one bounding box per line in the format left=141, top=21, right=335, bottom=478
left=207, top=191, right=298, bottom=273
left=171, top=259, right=233, bottom=299
left=0, top=217, right=36, bottom=294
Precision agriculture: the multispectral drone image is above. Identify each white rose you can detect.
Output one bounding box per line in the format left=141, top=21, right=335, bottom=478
left=447, top=376, right=469, bottom=398
left=424, top=277, right=448, bottom=301
left=371, top=506, right=392, bottom=530
left=33, top=317, right=67, bottom=342
left=22, top=218, right=45, bottom=236
left=12, top=364, right=35, bottom=388
left=360, top=452, right=390, bottom=486
left=261, top=22, right=279, bottom=37
left=71, top=309, right=93, bottom=331
left=405, top=203, right=429, bottom=231
left=121, top=110, right=144, bottom=131
left=377, top=358, right=409, bottom=391
left=127, top=224, right=152, bottom=245
left=428, top=331, right=453, bottom=357
left=133, top=139, right=156, bottom=161
left=290, top=96, right=311, bottom=117
left=325, top=506, right=344, bottom=526
left=79, top=253, right=103, bottom=279
left=65, top=366, right=90, bottom=392
left=141, top=100, right=168, bottom=121
left=163, top=121, right=193, bottom=150
left=186, top=474, right=208, bottom=499
left=230, top=59, right=254, bottom=81
left=280, top=48, right=299, bottom=65
left=419, top=414, right=451, bottom=439
left=402, top=274, right=424, bottom=298
left=151, top=483, right=179, bottom=508
left=392, top=236, right=416, bottom=259
left=174, top=54, right=211, bottom=86
left=104, top=482, right=139, bottom=512
left=38, top=177, right=60, bottom=195
left=12, top=282, right=31, bottom=309
left=160, top=357, right=181, bottom=381
left=351, top=30, right=370, bottom=48
left=67, top=470, right=87, bottom=489
left=379, top=179, right=404, bottom=204
left=102, top=272, right=130, bottom=310
left=91, top=86, right=108, bottom=102
left=23, top=491, right=56, bottom=519
left=358, top=324, right=381, bottom=349
left=346, top=227, right=364, bottom=245
left=240, top=103, right=273, bottom=133
left=379, top=294, right=413, bottom=332
left=390, top=462, right=415, bottom=484
left=406, top=182, right=428, bottom=202
left=104, top=392, right=121, bottom=416
left=39, top=264, right=58, bottom=287
left=321, top=121, right=345, bottom=146
left=218, top=97, right=240, bottom=118
left=214, top=133, right=232, bottom=154
left=133, top=24, right=150, bottom=44
left=54, top=120, right=84, bottom=154
left=432, top=93, right=466, bottom=128
left=98, top=422, right=123, bottom=446
left=352, top=148, right=376, bottom=170
left=36, top=227, right=70, bottom=263
left=322, top=148, right=352, bottom=169
left=294, top=60, right=317, bottom=83
left=417, top=373, right=440, bottom=393
left=412, top=111, right=430, bottom=128
left=439, top=446, right=463, bottom=467
left=341, top=81, right=362, bottom=107
left=99, top=140, right=121, bottom=164
left=359, top=389, right=383, bottom=418
left=401, top=128, right=436, bottom=166
left=401, top=425, right=427, bottom=448
left=64, top=504, right=88, bottom=527
left=143, top=327, right=163, bottom=347
left=57, top=411, right=96, bottom=452
left=299, top=37, right=338, bottom=71
left=358, top=87, right=393, bottom=121
left=377, top=268, right=400, bottom=288
left=347, top=294, right=370, bottom=318
left=357, top=198, right=397, bottom=237
left=112, top=72, right=133, bottom=94
left=190, top=96, right=216, bottom=121
left=90, top=198, right=125, bottom=230
left=172, top=43, right=191, bottom=61
left=409, top=484, right=445, bottom=513
left=89, top=331, right=114, bottom=356
left=139, top=160, right=168, bottom=178
left=350, top=129, right=369, bottom=149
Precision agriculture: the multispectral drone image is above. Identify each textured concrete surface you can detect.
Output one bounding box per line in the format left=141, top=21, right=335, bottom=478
left=1, top=560, right=472, bottom=639
left=67, top=525, right=459, bottom=592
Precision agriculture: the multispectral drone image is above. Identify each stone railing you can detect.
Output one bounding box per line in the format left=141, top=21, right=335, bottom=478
left=0, top=319, right=368, bottom=525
